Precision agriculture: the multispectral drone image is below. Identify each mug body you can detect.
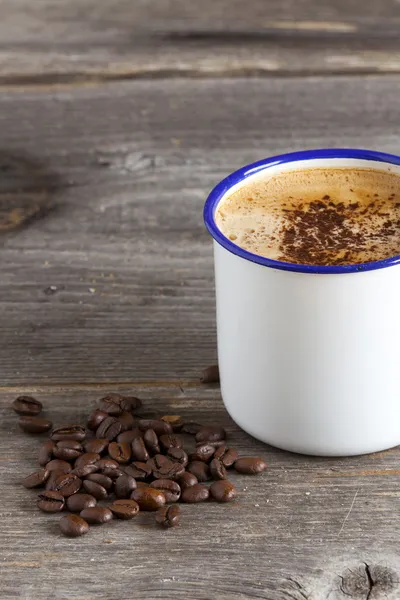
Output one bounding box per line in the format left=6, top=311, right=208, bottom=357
left=204, top=149, right=400, bottom=456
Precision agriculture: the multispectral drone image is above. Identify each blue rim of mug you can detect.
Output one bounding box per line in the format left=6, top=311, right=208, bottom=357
left=204, top=148, right=400, bottom=274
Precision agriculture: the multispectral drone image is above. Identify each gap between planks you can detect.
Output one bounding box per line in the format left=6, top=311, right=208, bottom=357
left=0, top=380, right=206, bottom=394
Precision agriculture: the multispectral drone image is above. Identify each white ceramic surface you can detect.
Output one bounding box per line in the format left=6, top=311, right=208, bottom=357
left=205, top=150, right=400, bottom=456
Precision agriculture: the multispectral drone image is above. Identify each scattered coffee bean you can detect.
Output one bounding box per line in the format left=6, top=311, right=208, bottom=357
left=138, top=419, right=172, bottom=436
left=161, top=415, right=184, bottom=432
left=210, top=480, right=237, bottom=502
left=196, top=440, right=226, bottom=449
left=95, top=457, right=119, bottom=470
left=53, top=473, right=82, bottom=497
left=234, top=457, right=267, bottom=475
left=80, top=507, right=113, bottom=524
left=214, top=446, right=238, bottom=468
left=19, top=416, right=52, bottom=434
left=159, top=434, right=182, bottom=451
left=109, top=499, right=140, bottom=519
left=12, top=396, right=42, bottom=416
left=87, top=409, right=108, bottom=431
left=131, top=487, right=166, bottom=511
left=200, top=364, right=220, bottom=384
left=71, top=464, right=99, bottom=478
left=181, top=421, right=203, bottom=435
left=59, top=514, right=89, bottom=537
left=115, top=474, right=137, bottom=499
left=181, top=484, right=210, bottom=503
left=190, top=444, right=216, bottom=463
left=38, top=440, right=55, bottom=466
left=83, top=438, right=108, bottom=454
left=66, top=493, right=97, bottom=512
left=108, top=441, right=132, bottom=464
left=45, top=470, right=66, bottom=490
left=150, top=479, right=181, bottom=503
left=124, top=462, right=152, bottom=480
left=209, top=458, right=227, bottom=480
left=82, top=479, right=108, bottom=500
left=74, top=452, right=101, bottom=470
left=179, top=471, right=198, bottom=489
left=53, top=440, right=83, bottom=461
left=131, top=437, right=149, bottom=462
left=46, top=459, right=72, bottom=473
left=37, top=490, right=65, bottom=512
left=85, top=473, right=113, bottom=491
left=167, top=447, right=188, bottom=467
left=118, top=411, right=135, bottom=431
left=117, top=429, right=142, bottom=444
left=187, top=461, right=211, bottom=482
left=23, top=468, right=50, bottom=488
left=98, top=393, right=126, bottom=416
left=121, top=396, right=143, bottom=412
left=155, top=505, right=181, bottom=528
left=151, top=455, right=185, bottom=481
left=195, top=426, right=226, bottom=444
left=99, top=466, right=123, bottom=479
left=143, top=429, right=160, bottom=455
left=96, top=416, right=122, bottom=441
left=51, top=425, right=86, bottom=442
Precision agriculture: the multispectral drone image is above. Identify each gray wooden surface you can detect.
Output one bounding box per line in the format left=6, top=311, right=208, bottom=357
left=1, top=2, right=400, bottom=599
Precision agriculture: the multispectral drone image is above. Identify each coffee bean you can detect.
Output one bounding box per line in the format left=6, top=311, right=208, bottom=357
left=200, top=364, right=220, bottom=384
left=196, top=440, right=226, bottom=449
left=37, top=490, right=65, bottom=512
left=123, top=462, right=152, bottom=480
left=23, top=468, right=50, bottom=488
left=12, top=396, right=42, bottom=416
left=181, top=421, right=203, bottom=435
left=53, top=440, right=83, bottom=461
left=209, top=458, right=227, bottom=480
left=59, top=514, right=89, bottom=537
left=108, top=441, right=132, bottom=464
left=96, top=416, right=122, bottom=441
left=96, top=458, right=119, bottom=471
left=159, top=434, right=182, bottom=451
left=160, top=415, right=184, bottom=433
left=71, top=464, right=99, bottom=478
left=116, top=429, right=142, bottom=444
left=234, top=457, right=267, bottom=475
left=46, top=459, right=72, bottom=473
left=167, top=447, right=188, bottom=467
left=214, top=446, right=239, bottom=468
left=179, top=471, right=198, bottom=490
left=74, top=452, right=101, bottom=470
left=19, top=416, right=52, bottom=434
left=150, top=479, right=181, bottom=503
left=53, top=473, right=82, bottom=497
left=51, top=425, right=86, bottom=442
left=85, top=473, right=113, bottom=491
left=131, top=437, right=149, bottom=462
left=210, top=480, right=237, bottom=502
left=99, top=466, right=124, bottom=479
left=195, top=426, right=226, bottom=444
left=98, top=393, right=126, bottom=416
left=121, top=396, right=143, bottom=412
left=181, top=484, right=210, bottom=503
left=66, top=493, right=97, bottom=512
left=151, top=455, right=185, bottom=481
left=87, top=409, right=108, bottom=431
left=143, top=429, right=160, bottom=455
left=155, top=505, right=181, bottom=528
left=82, top=479, right=108, bottom=500
left=38, top=440, right=55, bottom=466
left=138, top=419, right=172, bottom=436
left=189, top=444, right=216, bottom=463
left=109, top=499, right=139, bottom=520
left=83, top=439, right=109, bottom=454
left=80, top=507, right=113, bottom=524
left=115, top=474, right=137, bottom=499
left=187, top=461, right=211, bottom=482
left=45, top=470, right=66, bottom=490
left=131, top=487, right=166, bottom=511
left=118, top=411, right=135, bottom=431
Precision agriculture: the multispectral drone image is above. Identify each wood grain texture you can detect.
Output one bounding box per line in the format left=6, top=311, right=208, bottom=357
left=1, top=388, right=399, bottom=600
left=1, top=75, right=400, bottom=385
left=1, top=0, right=400, bottom=80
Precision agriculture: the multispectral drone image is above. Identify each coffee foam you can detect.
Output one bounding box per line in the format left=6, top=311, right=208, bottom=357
left=215, top=167, right=400, bottom=265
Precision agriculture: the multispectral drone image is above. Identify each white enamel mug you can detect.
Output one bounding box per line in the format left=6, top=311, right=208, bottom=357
left=204, top=149, right=400, bottom=456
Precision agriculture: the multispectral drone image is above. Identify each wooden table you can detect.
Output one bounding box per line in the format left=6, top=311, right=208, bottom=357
left=1, top=2, right=400, bottom=599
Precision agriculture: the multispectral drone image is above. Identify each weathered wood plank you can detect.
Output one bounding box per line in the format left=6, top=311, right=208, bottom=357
left=1, top=75, right=400, bottom=385
left=1, top=0, right=400, bottom=79
left=0, top=388, right=399, bottom=599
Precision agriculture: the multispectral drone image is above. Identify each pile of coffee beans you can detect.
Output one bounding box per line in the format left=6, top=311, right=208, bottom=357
left=14, top=387, right=267, bottom=538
